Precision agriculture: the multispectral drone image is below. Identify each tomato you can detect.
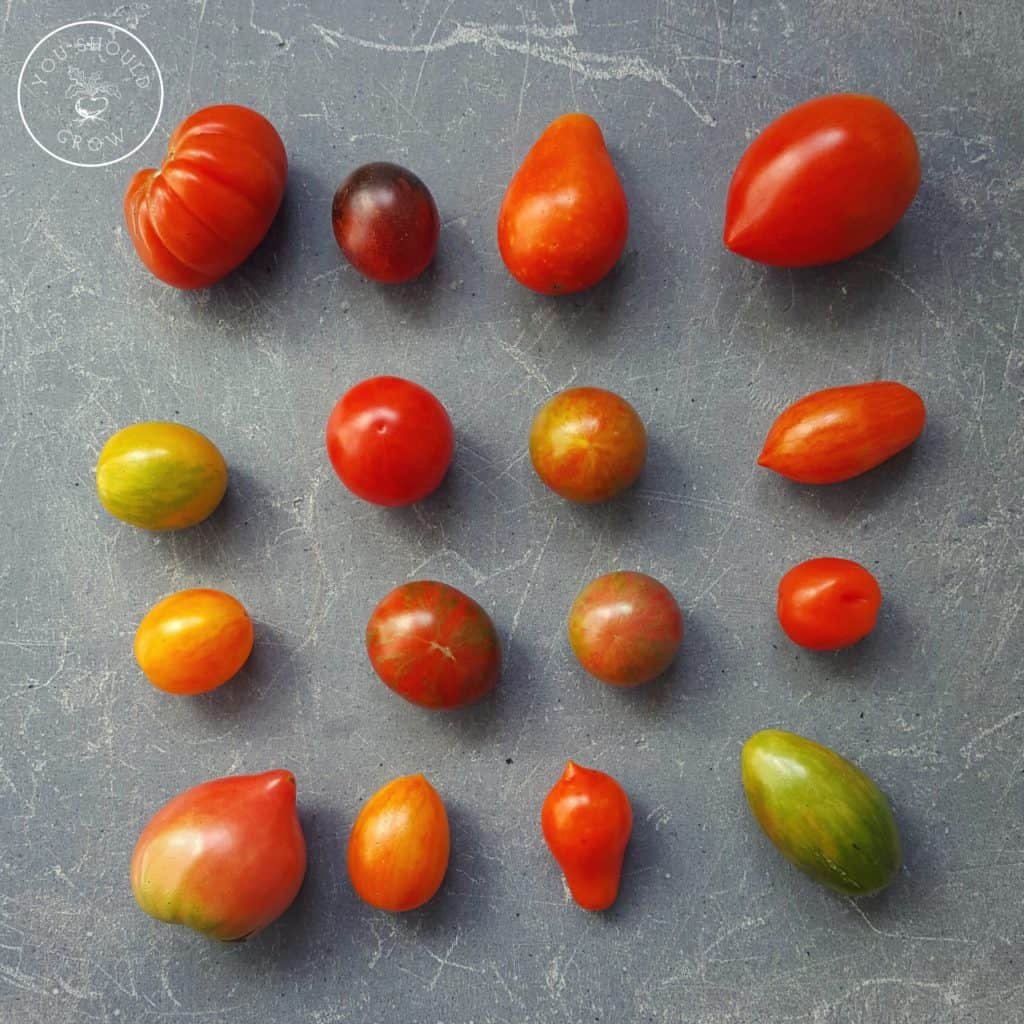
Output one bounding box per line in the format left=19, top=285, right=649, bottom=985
left=530, top=387, right=646, bottom=503
left=568, top=571, right=683, bottom=686
left=724, top=94, right=920, bottom=266
left=326, top=376, right=454, bottom=507
left=541, top=761, right=632, bottom=911
left=366, top=580, right=500, bottom=709
left=96, top=422, right=228, bottom=530
left=777, top=558, right=881, bottom=651
left=758, top=382, right=926, bottom=484
left=347, top=774, right=449, bottom=911
left=134, top=588, right=254, bottom=695
left=332, top=162, right=440, bottom=284
left=131, top=770, right=306, bottom=940
left=741, top=730, right=901, bottom=895
left=498, top=114, right=628, bottom=294
left=125, top=105, right=287, bottom=289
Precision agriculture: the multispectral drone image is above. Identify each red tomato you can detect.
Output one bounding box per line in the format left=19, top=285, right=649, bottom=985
left=724, top=94, right=920, bottom=266
left=366, top=581, right=500, bottom=709
left=777, top=558, right=882, bottom=650
left=498, top=114, right=628, bottom=294
left=347, top=774, right=450, bottom=912
left=131, top=770, right=306, bottom=940
left=568, top=571, right=683, bottom=686
left=326, top=376, right=454, bottom=506
left=541, top=761, right=632, bottom=911
left=759, top=382, right=926, bottom=484
left=530, top=387, right=646, bottom=503
left=125, top=105, right=287, bottom=288
left=332, top=162, right=440, bottom=283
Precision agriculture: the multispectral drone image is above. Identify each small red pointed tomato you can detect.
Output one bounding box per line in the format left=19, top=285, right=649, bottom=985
left=777, top=558, right=881, bottom=650
left=541, top=761, right=632, bottom=911
left=134, top=588, right=254, bottom=695
left=131, top=770, right=306, bottom=941
left=724, top=94, right=920, bottom=266
left=347, top=774, right=450, bottom=912
left=498, top=113, right=629, bottom=294
left=530, top=387, right=646, bottom=503
left=568, top=571, right=683, bottom=686
left=758, top=382, right=926, bottom=484
left=366, top=580, right=500, bottom=709
left=326, top=376, right=454, bottom=507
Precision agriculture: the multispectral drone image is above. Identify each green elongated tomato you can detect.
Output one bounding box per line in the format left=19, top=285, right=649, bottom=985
left=741, top=729, right=901, bottom=896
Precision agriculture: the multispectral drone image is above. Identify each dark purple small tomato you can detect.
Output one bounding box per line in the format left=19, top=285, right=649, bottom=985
left=332, top=162, right=440, bottom=283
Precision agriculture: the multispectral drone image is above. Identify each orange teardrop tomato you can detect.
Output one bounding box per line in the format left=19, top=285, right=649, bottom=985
left=724, top=94, right=920, bottom=266
left=498, top=114, right=628, bottom=294
left=777, top=558, right=882, bottom=650
left=758, top=382, right=926, bottom=484
left=347, top=774, right=450, bottom=912
left=125, top=104, right=287, bottom=288
left=541, top=761, right=632, bottom=911
left=131, top=770, right=306, bottom=941
left=134, top=588, right=254, bottom=695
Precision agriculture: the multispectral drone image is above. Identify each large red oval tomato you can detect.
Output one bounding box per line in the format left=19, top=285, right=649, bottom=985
left=326, top=376, right=454, bottom=507
left=366, top=580, right=500, bottom=709
left=777, top=558, right=882, bottom=650
left=125, top=104, right=287, bottom=288
left=724, top=94, right=920, bottom=266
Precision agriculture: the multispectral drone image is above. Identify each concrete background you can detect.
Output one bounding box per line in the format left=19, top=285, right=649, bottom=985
left=2, top=1, right=1022, bottom=1021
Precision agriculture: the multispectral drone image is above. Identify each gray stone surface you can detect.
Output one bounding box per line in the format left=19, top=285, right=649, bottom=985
left=2, top=1, right=1023, bottom=1021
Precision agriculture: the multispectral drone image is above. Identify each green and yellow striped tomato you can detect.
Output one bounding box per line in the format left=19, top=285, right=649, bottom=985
left=741, top=729, right=901, bottom=896
left=96, top=422, right=227, bottom=530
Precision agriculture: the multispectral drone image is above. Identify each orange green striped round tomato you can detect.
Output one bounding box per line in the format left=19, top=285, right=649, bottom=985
left=135, top=588, right=253, bottom=695
left=741, top=729, right=901, bottom=896
left=96, top=422, right=227, bottom=530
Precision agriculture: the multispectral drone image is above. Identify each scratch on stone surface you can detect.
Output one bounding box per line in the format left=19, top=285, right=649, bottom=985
left=960, top=709, right=1022, bottom=764
left=249, top=0, right=291, bottom=50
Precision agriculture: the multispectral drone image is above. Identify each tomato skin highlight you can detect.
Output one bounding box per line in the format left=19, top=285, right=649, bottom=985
left=347, top=774, right=450, bottom=912
left=541, top=761, right=632, bottom=911
left=724, top=94, right=920, bottom=266
left=758, top=381, right=925, bottom=484
left=124, top=104, right=287, bottom=288
left=568, top=571, right=683, bottom=686
left=530, top=387, right=647, bottom=503
left=326, top=376, right=454, bottom=507
left=366, top=580, right=500, bottom=709
left=130, top=770, right=306, bottom=940
left=498, top=113, right=628, bottom=294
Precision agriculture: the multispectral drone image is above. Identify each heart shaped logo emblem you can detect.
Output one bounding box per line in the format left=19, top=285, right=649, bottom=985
left=74, top=95, right=109, bottom=121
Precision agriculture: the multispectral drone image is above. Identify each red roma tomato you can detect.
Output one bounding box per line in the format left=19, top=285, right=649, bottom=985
left=332, top=162, right=440, bottom=283
left=125, top=104, right=287, bottom=288
left=131, top=770, right=306, bottom=940
left=366, top=581, right=500, bottom=709
left=530, top=387, right=646, bottom=503
left=758, top=382, right=926, bottom=484
left=498, top=114, right=628, bottom=294
left=134, top=588, right=254, bottom=695
left=347, top=774, right=450, bottom=912
left=724, top=94, right=920, bottom=266
left=568, top=571, right=683, bottom=686
left=541, top=761, right=632, bottom=911
left=777, top=558, right=882, bottom=650
left=326, top=376, right=454, bottom=507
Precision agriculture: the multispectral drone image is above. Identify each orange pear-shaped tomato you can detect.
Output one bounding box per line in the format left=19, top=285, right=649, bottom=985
left=541, top=761, right=632, bottom=911
left=498, top=114, right=628, bottom=294
left=131, top=770, right=306, bottom=941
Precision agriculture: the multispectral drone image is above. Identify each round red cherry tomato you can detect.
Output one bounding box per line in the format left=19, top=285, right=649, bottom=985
left=366, top=580, right=500, bottom=709
left=777, top=558, right=882, bottom=650
left=332, top=162, right=440, bottom=284
left=724, top=94, right=920, bottom=266
left=326, top=376, right=454, bottom=506
left=125, top=105, right=287, bottom=288
left=530, top=387, right=646, bottom=503
left=568, top=571, right=683, bottom=686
